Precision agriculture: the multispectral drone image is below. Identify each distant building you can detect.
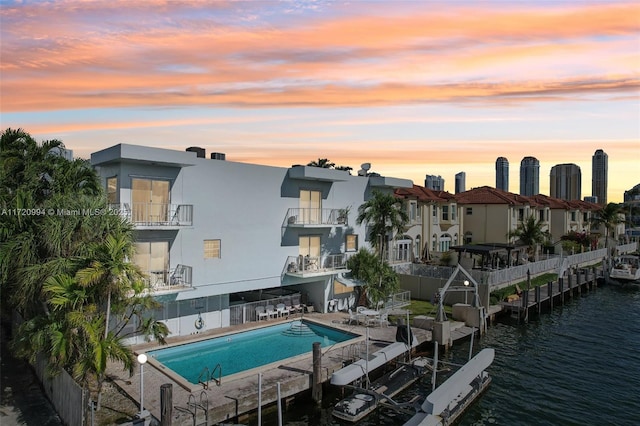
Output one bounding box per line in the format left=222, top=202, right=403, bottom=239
left=495, top=157, right=509, bottom=192
left=455, top=172, right=466, bottom=194
left=584, top=196, right=598, bottom=203
left=519, top=156, right=540, bottom=196
left=49, top=146, right=74, bottom=160
left=591, top=149, right=608, bottom=205
left=425, top=174, right=445, bottom=191
left=550, top=163, right=582, bottom=201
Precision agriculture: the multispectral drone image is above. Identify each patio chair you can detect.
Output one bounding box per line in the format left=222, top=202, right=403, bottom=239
left=265, top=304, right=277, bottom=319
left=347, top=308, right=359, bottom=325
left=370, top=311, right=389, bottom=328
left=276, top=303, right=289, bottom=318
left=255, top=306, right=268, bottom=321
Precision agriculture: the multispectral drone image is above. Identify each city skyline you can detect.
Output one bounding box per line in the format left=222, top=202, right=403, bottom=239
left=1, top=1, right=638, bottom=202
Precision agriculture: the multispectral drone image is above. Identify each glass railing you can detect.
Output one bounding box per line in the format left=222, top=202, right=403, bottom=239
left=283, top=254, right=350, bottom=275
left=284, top=208, right=349, bottom=226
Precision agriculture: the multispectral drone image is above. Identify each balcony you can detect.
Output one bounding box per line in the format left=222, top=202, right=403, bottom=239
left=283, top=254, right=351, bottom=277
left=111, top=203, right=193, bottom=227
left=283, top=208, right=349, bottom=228
left=145, top=264, right=193, bottom=294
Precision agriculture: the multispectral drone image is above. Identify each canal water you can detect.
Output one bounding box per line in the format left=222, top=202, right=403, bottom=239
left=263, top=284, right=640, bottom=425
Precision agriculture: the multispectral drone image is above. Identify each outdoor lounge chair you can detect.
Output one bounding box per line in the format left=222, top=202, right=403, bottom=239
left=256, top=306, right=268, bottom=321
left=276, top=303, right=290, bottom=318
left=265, top=304, right=277, bottom=319
left=347, top=308, right=359, bottom=325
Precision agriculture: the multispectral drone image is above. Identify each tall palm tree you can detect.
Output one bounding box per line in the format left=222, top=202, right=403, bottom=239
left=356, top=190, right=409, bottom=261
left=591, top=202, right=624, bottom=253
left=508, top=215, right=548, bottom=261
left=76, top=231, right=142, bottom=340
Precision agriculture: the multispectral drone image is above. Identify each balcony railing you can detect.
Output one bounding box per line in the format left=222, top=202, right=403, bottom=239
left=284, top=254, right=351, bottom=276
left=110, top=203, right=193, bottom=226
left=144, top=264, right=193, bottom=291
left=283, top=208, right=349, bottom=227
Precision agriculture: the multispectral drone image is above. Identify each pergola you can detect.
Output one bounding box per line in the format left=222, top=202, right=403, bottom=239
left=451, top=243, right=528, bottom=270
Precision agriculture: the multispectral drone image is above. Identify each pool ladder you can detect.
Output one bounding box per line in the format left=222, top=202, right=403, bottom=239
left=175, top=390, right=208, bottom=426
left=198, top=363, right=222, bottom=389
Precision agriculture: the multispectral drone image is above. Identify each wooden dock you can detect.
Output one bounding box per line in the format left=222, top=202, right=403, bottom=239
left=499, top=267, right=600, bottom=322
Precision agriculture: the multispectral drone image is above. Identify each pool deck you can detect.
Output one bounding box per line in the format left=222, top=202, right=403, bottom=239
left=107, top=312, right=432, bottom=425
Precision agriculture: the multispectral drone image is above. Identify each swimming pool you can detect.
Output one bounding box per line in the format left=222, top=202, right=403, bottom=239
left=146, top=320, right=358, bottom=385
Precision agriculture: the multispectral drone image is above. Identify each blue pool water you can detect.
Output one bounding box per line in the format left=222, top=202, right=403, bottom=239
left=147, top=320, right=358, bottom=384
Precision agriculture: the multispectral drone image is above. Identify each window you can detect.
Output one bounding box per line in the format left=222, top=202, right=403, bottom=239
left=439, top=234, right=452, bottom=252
left=433, top=207, right=437, bottom=217
left=204, top=239, right=221, bottom=258
left=442, top=205, right=449, bottom=221
left=409, top=201, right=417, bottom=221
left=451, top=205, right=456, bottom=221
left=464, top=231, right=473, bottom=244
left=583, top=212, right=588, bottom=222
left=346, top=234, right=358, bottom=252
left=571, top=211, right=576, bottom=221
left=466, top=207, right=473, bottom=215
left=106, top=177, right=117, bottom=204
left=518, top=208, right=524, bottom=221
left=539, top=209, right=545, bottom=221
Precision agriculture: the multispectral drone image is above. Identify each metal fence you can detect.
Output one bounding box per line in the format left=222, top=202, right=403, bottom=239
left=229, top=293, right=303, bottom=325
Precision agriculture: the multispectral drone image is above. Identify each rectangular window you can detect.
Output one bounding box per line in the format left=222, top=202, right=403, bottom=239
left=583, top=212, right=588, bottom=222
left=442, top=205, right=449, bottom=221
left=539, top=209, right=545, bottom=221
left=466, top=207, right=472, bottom=215
left=451, top=205, right=456, bottom=221
left=204, top=239, right=221, bottom=258
left=433, top=207, right=437, bottom=217
left=410, top=202, right=417, bottom=221
left=346, top=234, right=358, bottom=252
left=571, top=212, right=576, bottom=221
left=518, top=208, right=524, bottom=221
left=106, top=177, right=118, bottom=204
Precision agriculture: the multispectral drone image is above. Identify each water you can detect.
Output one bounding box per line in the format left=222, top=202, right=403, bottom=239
left=264, top=285, right=640, bottom=425
left=147, top=321, right=357, bottom=384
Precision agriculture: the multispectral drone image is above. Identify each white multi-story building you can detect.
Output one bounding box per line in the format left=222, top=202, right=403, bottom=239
left=91, top=144, right=412, bottom=339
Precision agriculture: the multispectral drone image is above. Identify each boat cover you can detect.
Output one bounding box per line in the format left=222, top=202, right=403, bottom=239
left=330, top=342, right=410, bottom=386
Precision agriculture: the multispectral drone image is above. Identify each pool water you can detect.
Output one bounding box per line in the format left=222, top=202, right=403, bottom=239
left=147, top=320, right=358, bottom=384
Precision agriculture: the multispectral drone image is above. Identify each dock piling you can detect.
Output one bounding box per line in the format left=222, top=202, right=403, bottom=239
left=312, top=342, right=322, bottom=404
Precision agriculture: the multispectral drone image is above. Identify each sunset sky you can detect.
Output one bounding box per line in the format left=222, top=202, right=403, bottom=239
left=1, top=0, right=638, bottom=202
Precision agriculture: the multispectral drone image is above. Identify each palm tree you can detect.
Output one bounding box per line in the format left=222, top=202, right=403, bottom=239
left=307, top=158, right=335, bottom=168
left=76, top=231, right=142, bottom=340
left=508, top=215, right=548, bottom=261
left=346, top=249, right=399, bottom=308
left=590, top=203, right=624, bottom=253
left=356, top=189, right=409, bottom=261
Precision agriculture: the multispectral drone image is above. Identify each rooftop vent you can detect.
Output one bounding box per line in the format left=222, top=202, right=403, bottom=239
left=210, top=152, right=226, bottom=160
left=186, top=147, right=205, bottom=158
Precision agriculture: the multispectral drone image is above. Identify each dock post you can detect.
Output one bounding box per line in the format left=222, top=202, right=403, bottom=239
left=548, top=282, right=553, bottom=310
left=559, top=278, right=564, bottom=305
left=312, top=342, right=322, bottom=404
left=160, top=384, right=173, bottom=426
left=521, top=290, right=529, bottom=323
left=535, top=286, right=541, bottom=315
left=568, top=273, right=574, bottom=299
left=592, top=266, right=597, bottom=289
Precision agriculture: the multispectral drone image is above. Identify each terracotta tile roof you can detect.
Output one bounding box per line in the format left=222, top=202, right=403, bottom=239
left=453, top=186, right=529, bottom=205
left=394, top=185, right=454, bottom=202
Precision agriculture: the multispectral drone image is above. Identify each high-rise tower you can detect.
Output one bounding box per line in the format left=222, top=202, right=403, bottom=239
left=425, top=174, right=445, bottom=191
left=592, top=149, right=608, bottom=205
left=455, top=172, right=466, bottom=194
left=495, top=157, right=509, bottom=191
left=519, top=156, right=540, bottom=196
left=550, top=163, right=582, bottom=200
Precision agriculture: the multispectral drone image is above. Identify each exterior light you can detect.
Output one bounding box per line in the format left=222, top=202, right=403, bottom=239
left=137, top=353, right=148, bottom=418
left=464, top=280, right=470, bottom=286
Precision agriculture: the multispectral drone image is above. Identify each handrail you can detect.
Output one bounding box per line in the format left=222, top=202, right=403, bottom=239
left=212, top=363, right=222, bottom=386
left=197, top=366, right=210, bottom=389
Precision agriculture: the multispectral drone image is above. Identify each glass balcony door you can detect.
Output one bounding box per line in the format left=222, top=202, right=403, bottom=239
left=299, top=189, right=321, bottom=225
left=134, top=241, right=169, bottom=286
left=299, top=235, right=321, bottom=271
left=131, top=178, right=169, bottom=223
